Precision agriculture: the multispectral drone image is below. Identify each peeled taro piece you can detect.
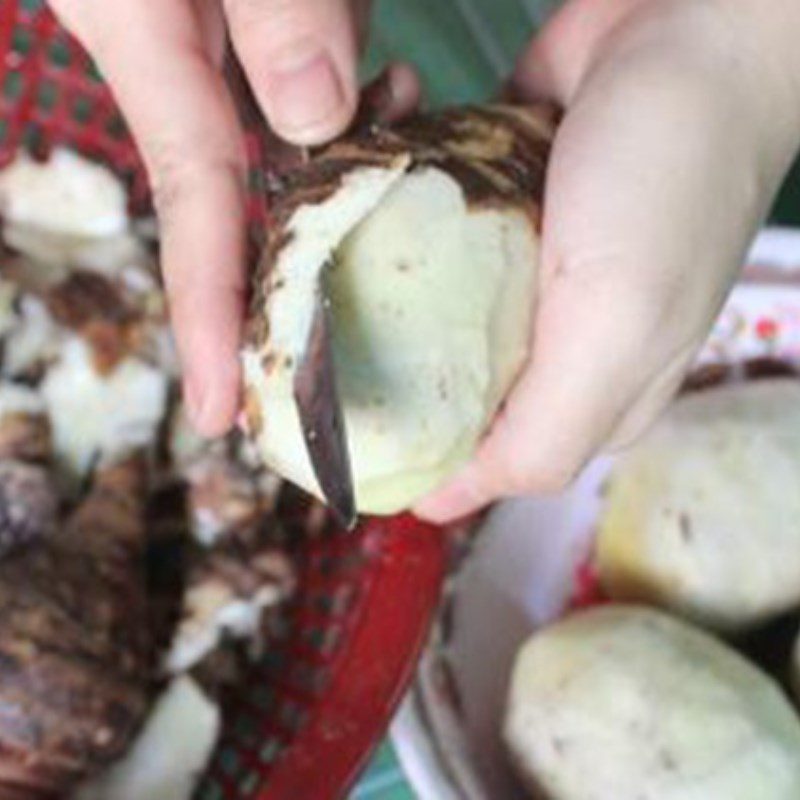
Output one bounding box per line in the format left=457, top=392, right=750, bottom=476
left=505, top=606, right=800, bottom=800
left=598, top=378, right=800, bottom=631
left=0, top=457, right=151, bottom=797
left=74, top=676, right=221, bottom=800
left=243, top=103, right=556, bottom=514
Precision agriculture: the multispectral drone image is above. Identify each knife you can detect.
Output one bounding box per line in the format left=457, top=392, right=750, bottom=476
left=226, top=52, right=358, bottom=529
left=293, top=271, right=357, bottom=530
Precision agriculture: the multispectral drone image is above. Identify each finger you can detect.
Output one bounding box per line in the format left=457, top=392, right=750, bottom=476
left=414, top=273, right=660, bottom=522
left=509, top=0, right=646, bottom=103
left=224, top=0, right=361, bottom=145
left=61, top=0, right=248, bottom=436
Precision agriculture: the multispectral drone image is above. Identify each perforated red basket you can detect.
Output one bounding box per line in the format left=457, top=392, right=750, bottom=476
left=0, top=2, right=449, bottom=798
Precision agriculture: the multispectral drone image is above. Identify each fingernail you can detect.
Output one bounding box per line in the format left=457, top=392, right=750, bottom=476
left=267, top=47, right=346, bottom=141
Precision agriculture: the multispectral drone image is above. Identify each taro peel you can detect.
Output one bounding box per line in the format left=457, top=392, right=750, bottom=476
left=243, top=104, right=556, bottom=514
left=0, top=383, right=50, bottom=463
left=164, top=543, right=295, bottom=674
left=0, top=384, right=55, bottom=556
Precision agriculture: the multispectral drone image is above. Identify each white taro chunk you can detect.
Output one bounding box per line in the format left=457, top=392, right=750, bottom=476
left=242, top=104, right=556, bottom=514
left=41, top=336, right=168, bottom=487
left=74, top=677, right=221, bottom=800
left=504, top=605, right=800, bottom=800
left=597, top=379, right=800, bottom=631
left=0, top=148, right=148, bottom=274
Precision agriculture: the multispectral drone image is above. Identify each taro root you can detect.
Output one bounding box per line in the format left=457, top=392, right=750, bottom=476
left=0, top=457, right=151, bottom=797
left=504, top=606, right=800, bottom=800
left=597, top=378, right=800, bottom=631
left=243, top=103, right=556, bottom=514
left=46, top=270, right=145, bottom=376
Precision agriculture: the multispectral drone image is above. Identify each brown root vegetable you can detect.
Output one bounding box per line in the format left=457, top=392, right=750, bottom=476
left=184, top=451, right=265, bottom=547
left=243, top=103, right=556, bottom=514
left=0, top=462, right=56, bottom=557
left=0, top=457, right=151, bottom=797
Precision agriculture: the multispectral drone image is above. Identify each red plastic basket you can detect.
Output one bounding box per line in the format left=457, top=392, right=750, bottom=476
left=0, top=3, right=449, bottom=798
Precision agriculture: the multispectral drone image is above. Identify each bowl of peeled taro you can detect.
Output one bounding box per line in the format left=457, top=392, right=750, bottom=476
left=392, top=227, right=800, bottom=800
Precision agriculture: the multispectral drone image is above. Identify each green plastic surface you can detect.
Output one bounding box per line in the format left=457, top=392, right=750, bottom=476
left=365, top=0, right=799, bottom=224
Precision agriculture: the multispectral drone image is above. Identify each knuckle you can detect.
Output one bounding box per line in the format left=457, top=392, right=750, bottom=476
left=226, top=0, right=313, bottom=44
left=145, top=139, right=242, bottom=218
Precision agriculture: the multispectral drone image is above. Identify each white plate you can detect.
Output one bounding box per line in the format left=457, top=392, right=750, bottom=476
left=391, top=227, right=800, bottom=800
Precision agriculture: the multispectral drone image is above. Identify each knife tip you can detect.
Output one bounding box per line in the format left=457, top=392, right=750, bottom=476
left=330, top=496, right=358, bottom=532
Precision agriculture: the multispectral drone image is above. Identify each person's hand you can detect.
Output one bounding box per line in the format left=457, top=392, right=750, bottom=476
left=417, top=0, right=800, bottom=522
left=49, top=0, right=419, bottom=436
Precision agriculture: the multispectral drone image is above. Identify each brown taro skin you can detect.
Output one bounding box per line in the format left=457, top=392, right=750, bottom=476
left=0, top=461, right=56, bottom=557
left=46, top=271, right=144, bottom=376
left=0, top=458, right=151, bottom=798
left=245, top=102, right=559, bottom=351
left=0, top=400, right=55, bottom=558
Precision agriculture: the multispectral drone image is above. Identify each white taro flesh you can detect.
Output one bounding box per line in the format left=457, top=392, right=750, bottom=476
left=504, top=605, right=800, bottom=800
left=598, top=378, right=800, bottom=631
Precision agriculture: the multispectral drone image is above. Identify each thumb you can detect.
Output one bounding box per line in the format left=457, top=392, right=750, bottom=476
left=224, top=0, right=362, bottom=144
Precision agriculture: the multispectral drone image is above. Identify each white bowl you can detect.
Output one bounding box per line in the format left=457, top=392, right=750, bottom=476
left=391, top=227, right=800, bottom=799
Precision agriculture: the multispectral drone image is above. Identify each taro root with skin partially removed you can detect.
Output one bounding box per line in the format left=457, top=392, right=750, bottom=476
left=243, top=104, right=557, bottom=514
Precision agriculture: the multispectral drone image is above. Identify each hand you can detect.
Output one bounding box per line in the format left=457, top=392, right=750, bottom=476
left=49, top=0, right=419, bottom=436
left=417, top=0, right=800, bottom=522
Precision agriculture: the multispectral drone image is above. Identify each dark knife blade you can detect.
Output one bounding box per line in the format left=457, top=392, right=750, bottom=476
left=225, top=52, right=356, bottom=528
left=293, top=275, right=357, bottom=530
